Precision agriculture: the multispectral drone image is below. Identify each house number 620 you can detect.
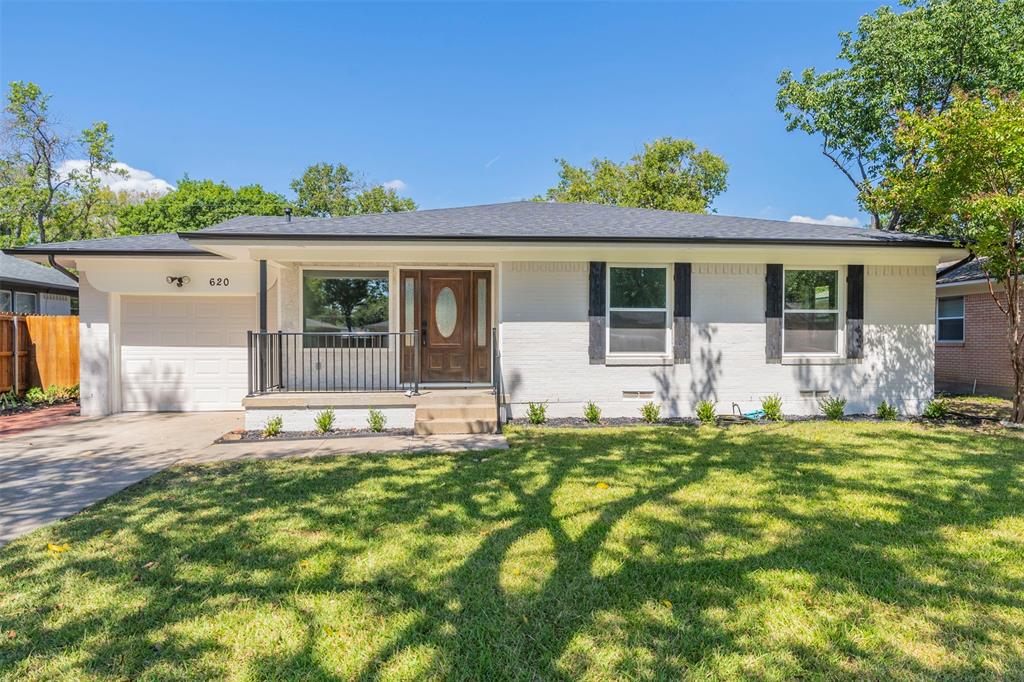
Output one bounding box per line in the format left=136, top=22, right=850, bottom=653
left=209, top=277, right=230, bottom=286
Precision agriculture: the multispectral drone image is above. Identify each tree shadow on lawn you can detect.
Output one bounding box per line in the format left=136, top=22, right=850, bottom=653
left=2, top=423, right=1024, bottom=680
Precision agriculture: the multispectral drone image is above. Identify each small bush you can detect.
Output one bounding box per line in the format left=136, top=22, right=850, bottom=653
left=761, top=394, right=783, bottom=421
left=640, top=401, right=661, bottom=424
left=25, top=387, right=46, bottom=405
left=876, top=401, right=899, bottom=421
left=923, top=398, right=950, bottom=420
left=262, top=415, right=283, bottom=438
left=583, top=401, right=601, bottom=424
left=44, top=385, right=66, bottom=405
left=0, top=391, right=18, bottom=411
left=819, top=396, right=847, bottom=421
left=66, top=383, right=80, bottom=400
left=367, top=407, right=387, bottom=432
left=695, top=399, right=717, bottom=425
left=526, top=402, right=547, bottom=425
left=313, top=409, right=335, bottom=434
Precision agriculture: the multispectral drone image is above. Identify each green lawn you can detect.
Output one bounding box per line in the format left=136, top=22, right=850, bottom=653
left=2, top=422, right=1024, bottom=681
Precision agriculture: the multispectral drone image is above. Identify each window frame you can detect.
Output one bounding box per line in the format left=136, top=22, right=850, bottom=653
left=605, top=264, right=673, bottom=357
left=936, top=295, right=965, bottom=343
left=0, top=290, right=11, bottom=313
left=299, top=268, right=394, bottom=344
left=13, top=291, right=38, bottom=315
left=781, top=266, right=845, bottom=358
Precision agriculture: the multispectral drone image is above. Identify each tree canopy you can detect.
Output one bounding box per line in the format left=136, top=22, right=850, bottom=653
left=874, top=90, right=1024, bottom=419
left=776, top=0, right=1024, bottom=229
left=291, top=162, right=415, bottom=217
left=539, top=137, right=728, bottom=213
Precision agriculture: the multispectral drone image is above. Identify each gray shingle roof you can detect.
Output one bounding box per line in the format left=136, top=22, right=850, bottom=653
left=0, top=252, right=78, bottom=291
left=3, top=232, right=212, bottom=256
left=186, top=201, right=954, bottom=246
left=937, top=257, right=989, bottom=284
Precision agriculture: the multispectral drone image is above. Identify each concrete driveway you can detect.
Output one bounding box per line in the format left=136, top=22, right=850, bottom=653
left=0, top=412, right=241, bottom=546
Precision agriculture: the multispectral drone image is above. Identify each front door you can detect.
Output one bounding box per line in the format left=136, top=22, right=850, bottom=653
left=400, top=270, right=491, bottom=383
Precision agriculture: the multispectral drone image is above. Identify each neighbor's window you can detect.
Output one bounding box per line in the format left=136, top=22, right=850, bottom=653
left=0, top=291, right=11, bottom=312
left=13, top=292, right=37, bottom=315
left=303, top=271, right=389, bottom=344
left=783, top=269, right=840, bottom=354
left=936, top=296, right=965, bottom=342
left=608, top=266, right=668, bottom=354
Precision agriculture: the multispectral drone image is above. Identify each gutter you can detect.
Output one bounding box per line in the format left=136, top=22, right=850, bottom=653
left=48, top=254, right=79, bottom=284
left=177, top=232, right=958, bottom=248
left=936, top=251, right=976, bottom=280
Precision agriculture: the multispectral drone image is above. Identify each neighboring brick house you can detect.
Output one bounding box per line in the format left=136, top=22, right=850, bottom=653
left=935, top=258, right=1020, bottom=397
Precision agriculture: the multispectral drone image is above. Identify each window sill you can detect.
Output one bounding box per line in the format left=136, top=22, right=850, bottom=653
left=936, top=340, right=965, bottom=346
left=605, top=355, right=674, bottom=367
left=781, top=356, right=855, bottom=366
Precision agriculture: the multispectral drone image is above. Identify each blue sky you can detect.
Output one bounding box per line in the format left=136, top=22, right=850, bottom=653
left=1, top=1, right=880, bottom=226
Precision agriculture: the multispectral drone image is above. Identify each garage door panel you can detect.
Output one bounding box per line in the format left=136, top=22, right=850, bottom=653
left=121, top=296, right=255, bottom=412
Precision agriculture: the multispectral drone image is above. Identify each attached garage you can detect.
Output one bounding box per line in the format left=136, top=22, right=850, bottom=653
left=120, top=295, right=255, bottom=411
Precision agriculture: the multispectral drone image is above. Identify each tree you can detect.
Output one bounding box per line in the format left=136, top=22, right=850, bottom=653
left=290, top=162, right=416, bottom=217
left=539, top=137, right=728, bottom=213
left=0, top=81, right=123, bottom=246
left=873, top=91, right=1024, bottom=420
left=776, top=0, right=1024, bottom=230
left=116, top=177, right=287, bottom=235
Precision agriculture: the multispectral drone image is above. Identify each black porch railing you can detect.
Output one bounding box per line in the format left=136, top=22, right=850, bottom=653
left=247, top=331, right=420, bottom=395
left=492, top=326, right=505, bottom=431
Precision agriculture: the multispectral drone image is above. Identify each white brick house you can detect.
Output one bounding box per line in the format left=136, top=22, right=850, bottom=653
left=7, top=202, right=962, bottom=431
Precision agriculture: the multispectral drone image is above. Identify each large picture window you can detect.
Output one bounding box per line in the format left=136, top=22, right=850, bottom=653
left=303, top=271, right=389, bottom=344
left=783, top=269, right=840, bottom=354
left=608, top=266, right=668, bottom=354
left=936, top=296, right=965, bottom=342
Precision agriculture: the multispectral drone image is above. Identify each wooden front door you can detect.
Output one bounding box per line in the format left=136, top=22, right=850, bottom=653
left=400, top=270, right=490, bottom=384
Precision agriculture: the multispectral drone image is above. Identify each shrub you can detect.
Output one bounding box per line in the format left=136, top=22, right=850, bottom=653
left=313, top=409, right=335, bottom=434
left=923, top=398, right=950, bottom=420
left=0, top=391, right=18, bottom=411
left=583, top=401, right=601, bottom=424
left=876, top=401, right=899, bottom=421
left=44, top=384, right=66, bottom=405
left=819, top=396, right=847, bottom=421
left=367, top=407, right=387, bottom=432
left=640, top=401, right=661, bottom=424
left=695, top=399, right=717, bottom=425
left=66, top=383, right=80, bottom=400
left=262, top=415, right=283, bottom=438
left=25, top=387, right=46, bottom=405
left=761, top=394, right=783, bottom=421
left=526, top=402, right=547, bottom=425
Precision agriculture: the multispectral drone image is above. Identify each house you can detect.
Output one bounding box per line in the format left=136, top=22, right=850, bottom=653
left=935, top=257, right=1016, bottom=397
left=0, top=251, right=78, bottom=315
left=6, top=201, right=961, bottom=432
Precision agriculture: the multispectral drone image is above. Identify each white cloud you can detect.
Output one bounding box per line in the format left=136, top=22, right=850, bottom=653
left=789, top=214, right=861, bottom=228
left=58, top=160, right=174, bottom=196
left=382, top=179, right=407, bottom=191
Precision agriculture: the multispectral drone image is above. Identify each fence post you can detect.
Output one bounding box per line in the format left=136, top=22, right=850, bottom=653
left=12, top=317, right=20, bottom=395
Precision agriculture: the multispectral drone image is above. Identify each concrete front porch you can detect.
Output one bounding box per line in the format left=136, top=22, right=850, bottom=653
left=243, top=387, right=501, bottom=434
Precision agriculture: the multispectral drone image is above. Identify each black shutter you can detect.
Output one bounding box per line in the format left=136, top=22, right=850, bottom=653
left=846, top=264, right=864, bottom=359
left=588, top=262, right=606, bottom=364
left=673, top=263, right=691, bottom=363
left=765, top=264, right=783, bottom=362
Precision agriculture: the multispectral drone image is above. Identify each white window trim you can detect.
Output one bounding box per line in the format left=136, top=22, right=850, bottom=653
left=782, top=266, right=845, bottom=358
left=936, top=295, right=965, bottom=343
left=13, top=291, right=38, bottom=315
left=299, top=266, right=395, bottom=334
left=606, top=264, right=673, bottom=358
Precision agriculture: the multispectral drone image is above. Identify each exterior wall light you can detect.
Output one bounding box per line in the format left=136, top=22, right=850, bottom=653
left=166, top=276, right=191, bottom=288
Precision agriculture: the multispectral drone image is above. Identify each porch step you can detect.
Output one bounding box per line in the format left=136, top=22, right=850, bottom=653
left=414, top=391, right=498, bottom=435
left=414, top=418, right=498, bottom=435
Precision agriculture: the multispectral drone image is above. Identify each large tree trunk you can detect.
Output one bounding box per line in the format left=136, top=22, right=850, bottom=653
left=1006, top=277, right=1024, bottom=423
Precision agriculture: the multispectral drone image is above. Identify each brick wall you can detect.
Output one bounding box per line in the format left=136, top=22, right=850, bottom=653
left=935, top=290, right=1016, bottom=397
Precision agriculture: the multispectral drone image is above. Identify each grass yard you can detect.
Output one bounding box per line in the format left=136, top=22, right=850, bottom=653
left=2, top=422, right=1024, bottom=681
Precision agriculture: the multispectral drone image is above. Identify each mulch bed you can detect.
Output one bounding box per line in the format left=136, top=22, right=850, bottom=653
left=0, top=403, right=81, bottom=439
left=217, top=427, right=415, bottom=443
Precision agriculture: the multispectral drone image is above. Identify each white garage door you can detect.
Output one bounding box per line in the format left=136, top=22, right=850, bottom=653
left=120, top=295, right=256, bottom=411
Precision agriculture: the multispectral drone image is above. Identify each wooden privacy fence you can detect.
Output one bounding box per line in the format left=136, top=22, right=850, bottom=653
left=0, top=314, right=79, bottom=395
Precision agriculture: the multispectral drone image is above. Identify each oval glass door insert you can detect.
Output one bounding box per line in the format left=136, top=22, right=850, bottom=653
left=435, top=287, right=457, bottom=338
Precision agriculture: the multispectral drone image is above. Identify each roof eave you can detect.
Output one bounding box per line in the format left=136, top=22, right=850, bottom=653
left=179, top=232, right=956, bottom=248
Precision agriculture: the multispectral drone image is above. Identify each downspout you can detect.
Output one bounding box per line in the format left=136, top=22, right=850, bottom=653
left=936, top=251, right=976, bottom=280
left=48, top=255, right=79, bottom=283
